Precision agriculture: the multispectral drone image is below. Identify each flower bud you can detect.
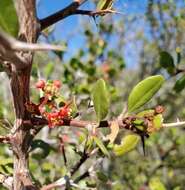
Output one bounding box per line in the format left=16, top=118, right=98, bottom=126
left=53, top=80, right=62, bottom=89
left=36, top=80, right=45, bottom=89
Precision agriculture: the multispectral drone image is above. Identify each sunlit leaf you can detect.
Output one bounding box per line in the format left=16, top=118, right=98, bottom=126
left=137, top=109, right=155, bottom=117
left=113, top=134, right=140, bottom=156
left=92, top=79, right=109, bottom=121
left=106, top=120, right=119, bottom=143
left=44, top=62, right=54, bottom=79
left=149, top=177, right=166, bottom=190
left=0, top=158, right=13, bottom=174
left=128, top=75, right=165, bottom=112
left=153, top=114, right=163, bottom=130
left=93, top=136, right=109, bottom=157
left=0, top=0, right=19, bottom=36
left=97, top=0, right=114, bottom=10
left=70, top=96, right=78, bottom=117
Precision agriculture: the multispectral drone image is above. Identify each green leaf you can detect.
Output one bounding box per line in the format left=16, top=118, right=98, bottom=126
left=93, top=136, right=109, bottom=157
left=70, top=96, right=78, bottom=117
left=97, top=0, right=114, bottom=10
left=159, top=51, right=175, bottom=74
left=128, top=75, right=165, bottom=112
left=96, top=171, right=108, bottom=182
left=44, top=62, right=54, bottom=79
left=137, top=109, right=155, bottom=117
left=30, top=139, right=53, bottom=159
left=92, top=79, right=109, bottom=121
left=176, top=47, right=181, bottom=64
left=149, top=178, right=166, bottom=190
left=0, top=0, right=19, bottom=36
left=0, top=158, right=13, bottom=166
left=153, top=114, right=163, bottom=130
left=173, top=75, right=185, bottom=92
left=113, top=134, right=140, bottom=156
left=0, top=64, right=4, bottom=72
left=0, top=158, right=13, bottom=174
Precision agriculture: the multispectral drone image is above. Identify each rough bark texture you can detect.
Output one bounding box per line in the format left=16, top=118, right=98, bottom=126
left=11, top=0, right=39, bottom=189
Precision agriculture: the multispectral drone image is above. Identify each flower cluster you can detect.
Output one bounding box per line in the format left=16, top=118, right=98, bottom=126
left=46, top=105, right=72, bottom=128
left=26, top=80, right=74, bottom=128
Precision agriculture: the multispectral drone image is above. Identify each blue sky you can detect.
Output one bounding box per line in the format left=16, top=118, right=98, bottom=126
left=36, top=0, right=148, bottom=66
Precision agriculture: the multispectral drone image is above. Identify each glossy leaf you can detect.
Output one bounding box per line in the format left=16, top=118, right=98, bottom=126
left=114, top=134, right=140, bottom=156
left=93, top=136, right=109, bottom=157
left=159, top=51, right=175, bottom=74
left=128, top=75, right=165, bottom=112
left=0, top=0, right=18, bottom=36
left=92, top=79, right=109, bottom=121
left=173, top=75, right=185, bottom=92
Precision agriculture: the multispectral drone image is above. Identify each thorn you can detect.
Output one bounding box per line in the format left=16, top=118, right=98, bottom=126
left=92, top=16, right=98, bottom=28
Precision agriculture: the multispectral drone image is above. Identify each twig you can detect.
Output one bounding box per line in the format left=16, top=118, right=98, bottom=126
left=0, top=135, right=11, bottom=144
left=40, top=1, right=86, bottom=31
left=70, top=150, right=89, bottom=176
left=163, top=121, right=185, bottom=128
left=74, top=9, right=124, bottom=17
left=41, top=176, right=69, bottom=190
left=39, top=0, right=119, bottom=30
left=74, top=158, right=103, bottom=183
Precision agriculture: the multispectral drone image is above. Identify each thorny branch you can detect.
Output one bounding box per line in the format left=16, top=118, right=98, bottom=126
left=40, top=0, right=87, bottom=31
left=39, top=0, right=118, bottom=31
left=0, top=30, right=66, bottom=71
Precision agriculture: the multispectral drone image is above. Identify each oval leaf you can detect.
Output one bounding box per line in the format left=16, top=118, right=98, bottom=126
left=92, top=79, right=109, bottom=121
left=173, top=75, right=185, bottom=93
left=113, top=134, right=140, bottom=156
left=0, top=0, right=19, bottom=36
left=128, top=75, right=165, bottom=112
left=30, top=139, right=52, bottom=159
left=159, top=51, right=175, bottom=74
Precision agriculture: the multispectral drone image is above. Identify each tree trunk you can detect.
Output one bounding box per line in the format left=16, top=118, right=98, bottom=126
left=10, top=0, right=39, bottom=189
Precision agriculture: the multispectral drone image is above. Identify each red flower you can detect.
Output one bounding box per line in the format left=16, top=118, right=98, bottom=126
left=59, top=106, right=71, bottom=118
left=36, top=80, right=45, bottom=89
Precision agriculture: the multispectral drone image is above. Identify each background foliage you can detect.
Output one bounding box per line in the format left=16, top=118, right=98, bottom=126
left=0, top=0, right=185, bottom=189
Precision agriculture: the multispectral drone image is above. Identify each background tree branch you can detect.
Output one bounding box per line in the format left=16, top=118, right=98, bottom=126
left=40, top=0, right=87, bottom=31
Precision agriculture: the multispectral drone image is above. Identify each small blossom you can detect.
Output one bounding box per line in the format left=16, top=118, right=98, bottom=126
left=53, top=80, right=62, bottom=89
left=36, top=80, right=45, bottom=89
